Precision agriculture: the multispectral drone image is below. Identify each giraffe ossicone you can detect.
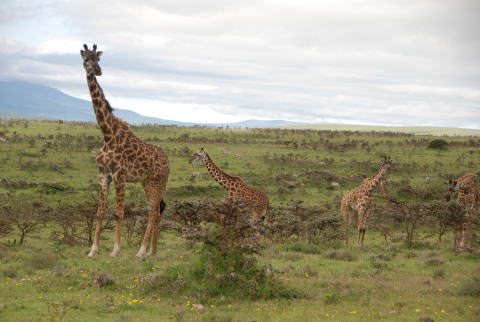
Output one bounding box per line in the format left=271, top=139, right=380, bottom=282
left=81, top=44, right=169, bottom=258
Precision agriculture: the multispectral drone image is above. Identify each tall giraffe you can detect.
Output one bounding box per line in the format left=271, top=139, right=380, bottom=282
left=448, top=173, right=479, bottom=254
left=80, top=44, right=169, bottom=258
left=341, top=156, right=394, bottom=246
left=189, top=148, right=268, bottom=219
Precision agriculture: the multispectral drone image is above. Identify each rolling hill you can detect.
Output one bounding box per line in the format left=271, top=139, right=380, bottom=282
left=0, top=81, right=306, bottom=128
left=1, top=81, right=478, bottom=136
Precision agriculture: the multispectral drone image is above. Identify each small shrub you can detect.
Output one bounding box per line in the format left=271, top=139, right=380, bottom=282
left=425, top=258, right=445, bottom=266
left=324, top=292, right=343, bottom=305
left=287, top=242, right=323, bottom=254
left=405, top=251, right=417, bottom=259
left=280, top=252, right=304, bottom=261
left=2, top=265, right=18, bottom=278
left=432, top=268, right=446, bottom=279
left=324, top=249, right=357, bottom=262
left=93, top=272, right=114, bottom=288
left=370, top=257, right=388, bottom=271
left=458, top=275, right=480, bottom=297
left=428, top=139, right=448, bottom=150
left=27, top=249, right=58, bottom=270
left=373, top=253, right=393, bottom=262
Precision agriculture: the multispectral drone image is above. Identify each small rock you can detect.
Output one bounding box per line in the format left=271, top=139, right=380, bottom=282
left=192, top=304, right=205, bottom=312
left=419, top=317, right=434, bottom=322
left=93, top=273, right=114, bottom=288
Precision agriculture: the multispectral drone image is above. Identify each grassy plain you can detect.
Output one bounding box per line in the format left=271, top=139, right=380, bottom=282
left=0, top=120, right=479, bottom=321
left=280, top=124, right=480, bottom=137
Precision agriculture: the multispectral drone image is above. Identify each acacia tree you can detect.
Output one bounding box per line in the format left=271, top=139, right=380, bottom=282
left=0, top=194, right=50, bottom=245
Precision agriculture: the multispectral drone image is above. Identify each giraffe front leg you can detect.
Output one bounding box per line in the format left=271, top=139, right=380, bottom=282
left=110, top=179, right=126, bottom=257
left=88, top=173, right=110, bottom=258
left=357, top=211, right=367, bottom=246
left=341, top=205, right=351, bottom=246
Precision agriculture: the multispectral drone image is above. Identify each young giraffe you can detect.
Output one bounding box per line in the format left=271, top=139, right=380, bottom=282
left=80, top=44, right=169, bottom=258
left=341, top=156, right=394, bottom=246
left=448, top=173, right=479, bottom=254
left=189, top=148, right=268, bottom=219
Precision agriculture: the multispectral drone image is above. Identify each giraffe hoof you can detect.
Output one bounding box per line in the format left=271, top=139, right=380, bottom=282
left=87, top=247, right=98, bottom=258
left=110, top=245, right=121, bottom=257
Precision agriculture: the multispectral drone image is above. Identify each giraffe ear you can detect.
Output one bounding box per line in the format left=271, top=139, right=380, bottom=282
left=97, top=51, right=103, bottom=58
left=80, top=50, right=85, bottom=57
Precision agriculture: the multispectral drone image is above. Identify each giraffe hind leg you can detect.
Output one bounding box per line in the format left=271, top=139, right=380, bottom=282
left=148, top=199, right=166, bottom=256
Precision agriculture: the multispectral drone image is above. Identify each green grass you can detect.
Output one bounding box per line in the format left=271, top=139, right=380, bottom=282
left=0, top=120, right=479, bottom=321
left=1, top=229, right=479, bottom=321
left=279, top=124, right=480, bottom=136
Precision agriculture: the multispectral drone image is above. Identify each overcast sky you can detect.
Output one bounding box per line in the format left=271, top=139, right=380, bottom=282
left=1, top=0, right=479, bottom=128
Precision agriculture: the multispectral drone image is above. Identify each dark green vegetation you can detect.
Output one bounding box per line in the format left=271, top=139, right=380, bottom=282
left=0, top=120, right=479, bottom=321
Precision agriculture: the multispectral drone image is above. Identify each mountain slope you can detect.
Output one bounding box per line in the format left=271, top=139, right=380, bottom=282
left=0, top=81, right=307, bottom=128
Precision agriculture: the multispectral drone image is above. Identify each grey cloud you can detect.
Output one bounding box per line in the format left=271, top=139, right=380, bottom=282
left=1, top=0, right=479, bottom=128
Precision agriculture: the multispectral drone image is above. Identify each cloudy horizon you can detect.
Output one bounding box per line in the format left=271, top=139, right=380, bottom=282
left=1, top=0, right=479, bottom=128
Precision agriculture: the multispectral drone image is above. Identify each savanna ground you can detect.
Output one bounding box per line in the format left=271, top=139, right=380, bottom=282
left=0, top=120, right=479, bottom=321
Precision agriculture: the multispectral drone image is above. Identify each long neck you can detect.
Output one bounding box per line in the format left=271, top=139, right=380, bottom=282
left=204, top=153, right=234, bottom=189
left=86, top=74, right=114, bottom=139
left=362, top=165, right=388, bottom=193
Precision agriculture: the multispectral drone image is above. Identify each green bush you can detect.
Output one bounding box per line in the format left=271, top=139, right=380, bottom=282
left=458, top=275, right=480, bottom=297
left=27, top=249, right=58, bottom=270
left=144, top=199, right=300, bottom=302
left=140, top=246, right=299, bottom=301
left=428, top=139, right=448, bottom=150
left=324, top=249, right=357, bottom=262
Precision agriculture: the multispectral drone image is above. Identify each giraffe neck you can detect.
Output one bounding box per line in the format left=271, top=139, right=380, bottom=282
left=204, top=153, right=234, bottom=189
left=86, top=74, right=115, bottom=139
left=362, top=165, right=388, bottom=193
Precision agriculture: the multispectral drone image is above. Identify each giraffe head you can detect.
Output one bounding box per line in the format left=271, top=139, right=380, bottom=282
left=80, top=44, right=103, bottom=76
left=450, top=173, right=477, bottom=192
left=447, top=178, right=458, bottom=193
left=380, top=156, right=394, bottom=172
left=189, top=147, right=207, bottom=165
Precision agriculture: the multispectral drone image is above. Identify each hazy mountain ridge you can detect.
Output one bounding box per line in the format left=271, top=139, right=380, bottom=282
left=0, top=81, right=306, bottom=128
left=1, top=81, right=478, bottom=136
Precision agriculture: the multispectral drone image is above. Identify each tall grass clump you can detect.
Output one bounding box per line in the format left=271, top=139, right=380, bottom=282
left=458, top=274, right=480, bottom=297
left=140, top=199, right=300, bottom=302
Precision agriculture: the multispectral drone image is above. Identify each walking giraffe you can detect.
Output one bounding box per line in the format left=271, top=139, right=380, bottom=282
left=189, top=148, right=268, bottom=219
left=80, top=44, right=169, bottom=258
left=341, top=156, right=394, bottom=246
left=448, top=173, right=479, bottom=254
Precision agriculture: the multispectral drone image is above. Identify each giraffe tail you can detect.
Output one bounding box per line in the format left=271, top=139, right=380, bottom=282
left=159, top=199, right=166, bottom=214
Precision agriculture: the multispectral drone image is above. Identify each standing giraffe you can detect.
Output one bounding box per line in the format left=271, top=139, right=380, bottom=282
left=189, top=148, right=268, bottom=219
left=80, top=44, right=169, bottom=258
left=341, top=156, right=394, bottom=246
left=448, top=173, right=479, bottom=254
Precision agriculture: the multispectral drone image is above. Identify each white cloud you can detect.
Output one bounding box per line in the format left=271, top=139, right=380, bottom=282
left=0, top=0, right=479, bottom=128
